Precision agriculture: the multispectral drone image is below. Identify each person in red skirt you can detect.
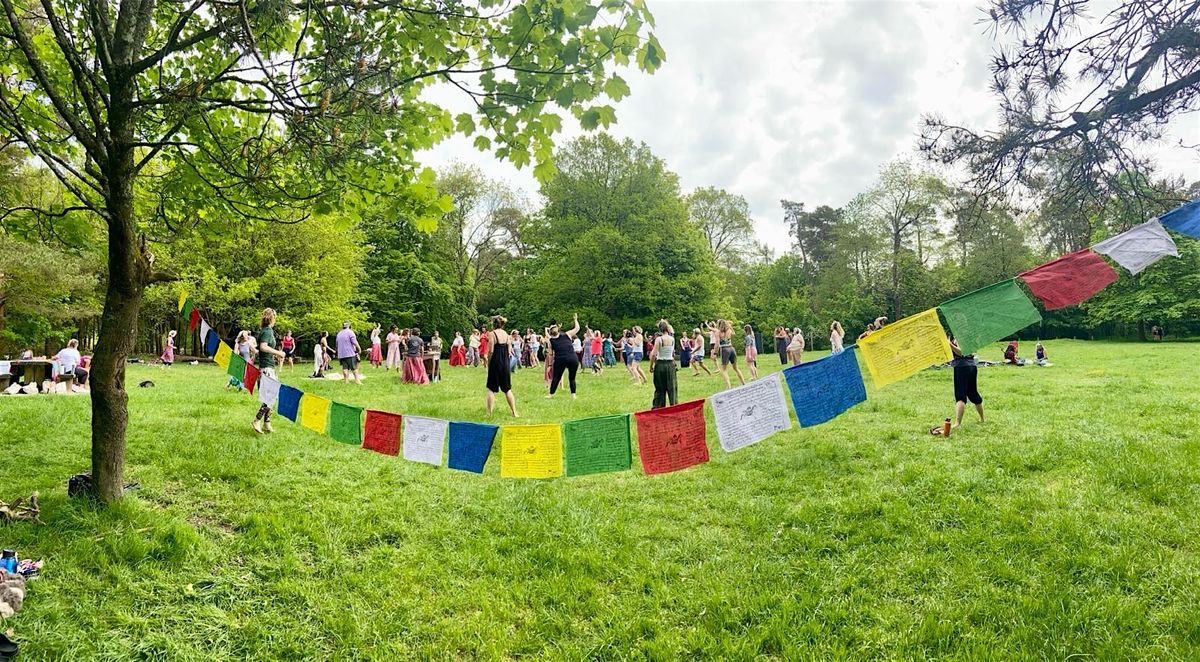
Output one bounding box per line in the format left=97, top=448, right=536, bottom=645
left=449, top=331, right=467, bottom=366
left=401, top=328, right=430, bottom=384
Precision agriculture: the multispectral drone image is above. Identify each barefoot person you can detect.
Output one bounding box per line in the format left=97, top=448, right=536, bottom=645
left=949, top=334, right=984, bottom=428
left=252, top=308, right=288, bottom=434
left=402, top=328, right=430, bottom=385
left=336, top=322, right=363, bottom=384
left=650, top=319, right=678, bottom=408
left=690, top=328, right=712, bottom=376
left=547, top=314, right=582, bottom=399
left=281, top=331, right=296, bottom=370
left=368, top=324, right=383, bottom=368
left=385, top=325, right=402, bottom=372
left=743, top=324, right=759, bottom=381
left=485, top=316, right=518, bottom=417
left=160, top=330, right=176, bottom=368
left=708, top=319, right=746, bottom=388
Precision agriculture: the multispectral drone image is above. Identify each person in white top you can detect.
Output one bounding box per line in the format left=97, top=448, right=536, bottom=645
left=829, top=321, right=845, bottom=354
left=55, top=339, right=88, bottom=390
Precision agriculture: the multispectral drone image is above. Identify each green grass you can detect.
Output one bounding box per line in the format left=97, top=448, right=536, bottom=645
left=3, top=340, right=1200, bottom=659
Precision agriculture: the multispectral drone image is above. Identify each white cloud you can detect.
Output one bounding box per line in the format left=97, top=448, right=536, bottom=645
left=420, top=0, right=1200, bottom=251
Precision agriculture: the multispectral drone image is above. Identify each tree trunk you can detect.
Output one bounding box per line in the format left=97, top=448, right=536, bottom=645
left=90, top=90, right=144, bottom=503
left=890, top=227, right=902, bottom=320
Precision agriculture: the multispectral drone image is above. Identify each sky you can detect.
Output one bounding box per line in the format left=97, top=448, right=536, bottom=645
left=420, top=0, right=1200, bottom=252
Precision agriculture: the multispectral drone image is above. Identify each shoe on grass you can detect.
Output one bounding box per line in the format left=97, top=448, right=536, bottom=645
left=252, top=420, right=264, bottom=434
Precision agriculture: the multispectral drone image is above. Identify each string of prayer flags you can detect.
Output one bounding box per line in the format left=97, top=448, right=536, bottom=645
left=177, top=291, right=188, bottom=312
left=258, top=374, right=281, bottom=409
left=204, top=330, right=220, bottom=357
left=364, top=410, right=403, bottom=456
left=329, top=402, right=364, bottom=445
left=300, top=393, right=330, bottom=434
left=188, top=308, right=202, bottom=332
left=214, top=342, right=232, bottom=370
left=634, top=399, right=709, bottom=475
left=243, top=363, right=261, bottom=395
left=277, top=384, right=302, bottom=422
left=858, top=308, right=953, bottom=388
left=227, top=352, right=247, bottom=386
left=938, top=279, right=1042, bottom=356
left=563, top=414, right=632, bottom=476
left=784, top=347, right=868, bottom=427
left=500, top=424, right=564, bottom=478
left=1019, top=249, right=1118, bottom=310
left=447, top=422, right=497, bottom=473
left=1158, top=198, right=1200, bottom=239
left=403, top=416, right=447, bottom=465
left=711, top=372, right=792, bottom=452
left=1092, top=218, right=1180, bottom=275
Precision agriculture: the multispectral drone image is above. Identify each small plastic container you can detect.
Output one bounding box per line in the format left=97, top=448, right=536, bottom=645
left=0, top=549, right=16, bottom=574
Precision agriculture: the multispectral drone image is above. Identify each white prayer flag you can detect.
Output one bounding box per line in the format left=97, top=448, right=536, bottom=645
left=200, top=320, right=212, bottom=341
left=403, top=416, right=447, bottom=466
left=1092, top=218, right=1179, bottom=275
left=258, top=374, right=281, bottom=408
left=710, top=372, right=792, bottom=452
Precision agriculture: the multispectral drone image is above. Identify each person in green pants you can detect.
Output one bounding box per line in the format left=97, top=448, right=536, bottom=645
left=650, top=319, right=678, bottom=409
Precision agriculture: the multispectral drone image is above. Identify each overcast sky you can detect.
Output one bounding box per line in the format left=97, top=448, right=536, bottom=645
left=421, top=0, right=1199, bottom=252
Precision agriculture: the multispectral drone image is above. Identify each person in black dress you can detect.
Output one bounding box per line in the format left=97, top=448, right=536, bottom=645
left=547, top=313, right=581, bottom=399
left=485, top=315, right=518, bottom=417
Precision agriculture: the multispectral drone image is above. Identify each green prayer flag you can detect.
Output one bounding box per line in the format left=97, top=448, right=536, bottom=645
left=563, top=414, right=632, bottom=476
left=938, top=279, right=1042, bottom=356
left=329, top=402, right=364, bottom=445
left=181, top=298, right=193, bottom=322
left=226, top=352, right=247, bottom=384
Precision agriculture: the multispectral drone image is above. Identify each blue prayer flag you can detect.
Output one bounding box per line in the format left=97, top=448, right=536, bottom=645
left=783, top=347, right=868, bottom=427
left=448, top=421, right=498, bottom=473
left=204, top=330, right=220, bottom=357
left=1159, top=199, right=1200, bottom=239
left=277, top=385, right=303, bottom=422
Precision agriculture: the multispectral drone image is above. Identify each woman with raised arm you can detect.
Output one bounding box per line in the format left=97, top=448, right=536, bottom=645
left=547, top=314, right=582, bottom=399
left=484, top=316, right=519, bottom=417
left=649, top=320, right=678, bottom=408
left=708, top=320, right=746, bottom=388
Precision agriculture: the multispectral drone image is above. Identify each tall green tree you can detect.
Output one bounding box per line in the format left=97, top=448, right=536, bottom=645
left=0, top=0, right=660, bottom=501
left=686, top=186, right=755, bottom=270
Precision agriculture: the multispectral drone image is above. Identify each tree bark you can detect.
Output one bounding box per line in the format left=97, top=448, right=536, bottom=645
left=89, top=76, right=143, bottom=503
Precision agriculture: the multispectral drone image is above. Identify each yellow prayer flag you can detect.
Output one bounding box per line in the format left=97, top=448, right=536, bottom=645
left=214, top=342, right=232, bottom=370
left=177, top=290, right=188, bottom=312
left=500, top=424, right=563, bottom=479
left=857, top=308, right=952, bottom=388
left=300, top=394, right=331, bottom=435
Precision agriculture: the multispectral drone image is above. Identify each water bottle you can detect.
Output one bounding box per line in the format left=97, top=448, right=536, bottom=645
left=942, top=419, right=952, bottom=438
left=0, top=549, right=15, bottom=574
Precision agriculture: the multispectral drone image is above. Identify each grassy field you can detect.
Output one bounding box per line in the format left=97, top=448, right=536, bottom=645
left=2, top=340, right=1200, bottom=659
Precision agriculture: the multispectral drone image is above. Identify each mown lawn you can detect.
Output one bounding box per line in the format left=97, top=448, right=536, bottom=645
left=2, top=340, right=1199, bottom=659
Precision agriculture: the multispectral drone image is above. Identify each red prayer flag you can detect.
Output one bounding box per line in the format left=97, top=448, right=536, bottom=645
left=634, top=399, right=709, bottom=475
left=1019, top=249, right=1119, bottom=310
left=363, top=410, right=402, bottom=456
left=243, top=363, right=260, bottom=395
left=188, top=308, right=202, bottom=332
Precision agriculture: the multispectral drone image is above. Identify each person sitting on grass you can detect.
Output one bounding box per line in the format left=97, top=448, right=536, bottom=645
left=1003, top=340, right=1022, bottom=365
left=1035, top=342, right=1048, bottom=366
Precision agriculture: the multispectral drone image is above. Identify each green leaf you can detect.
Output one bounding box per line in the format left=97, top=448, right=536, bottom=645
left=541, top=113, right=563, bottom=133
left=579, top=109, right=601, bottom=130
left=436, top=194, right=454, bottom=213
left=454, top=113, right=476, bottom=135
left=554, top=86, right=575, bottom=108
left=534, top=159, right=558, bottom=184
left=603, top=75, right=631, bottom=101
left=473, top=135, right=492, bottom=151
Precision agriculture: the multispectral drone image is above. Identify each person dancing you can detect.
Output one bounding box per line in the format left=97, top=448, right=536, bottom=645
left=281, top=331, right=296, bottom=370
left=650, top=320, right=678, bottom=409
left=485, top=316, right=519, bottom=417
left=690, top=327, right=713, bottom=376
left=708, top=320, right=746, bottom=388
left=547, top=314, right=582, bottom=399
left=368, top=324, right=384, bottom=368
left=628, top=326, right=647, bottom=385
left=774, top=326, right=789, bottom=365
left=252, top=308, right=288, bottom=434
left=449, top=331, right=466, bottom=367
left=787, top=327, right=805, bottom=365
left=743, top=324, right=759, bottom=381
left=829, top=321, right=845, bottom=354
